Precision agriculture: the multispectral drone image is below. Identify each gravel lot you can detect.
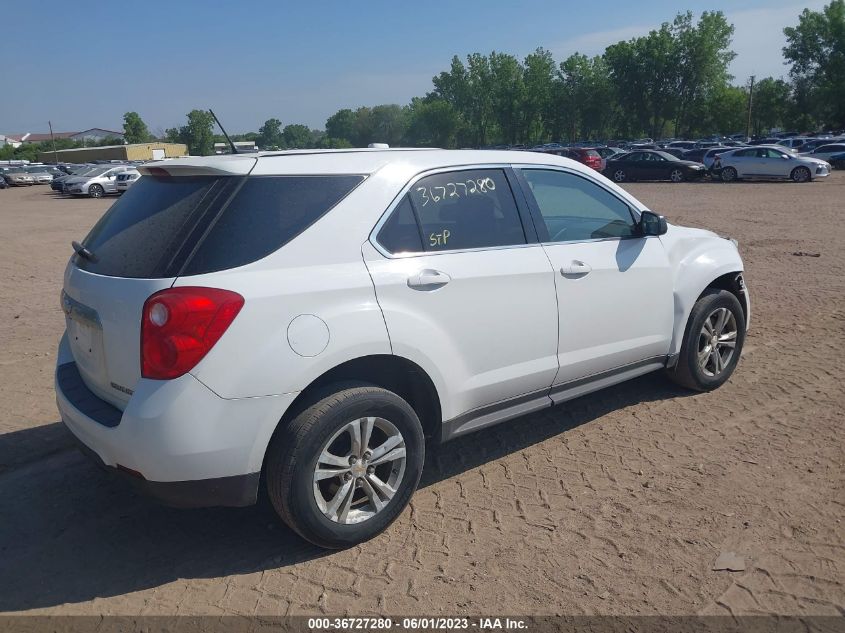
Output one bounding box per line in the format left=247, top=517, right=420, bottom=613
left=0, top=175, right=842, bottom=616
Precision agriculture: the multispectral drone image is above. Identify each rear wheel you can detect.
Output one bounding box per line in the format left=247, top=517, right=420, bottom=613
left=667, top=289, right=745, bottom=392
left=720, top=167, right=738, bottom=183
left=670, top=168, right=685, bottom=183
left=88, top=184, right=104, bottom=198
left=266, top=385, right=424, bottom=549
left=791, top=166, right=811, bottom=183
left=612, top=169, right=627, bottom=183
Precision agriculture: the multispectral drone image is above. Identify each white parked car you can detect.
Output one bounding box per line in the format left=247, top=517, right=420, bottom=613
left=714, top=145, right=831, bottom=182
left=799, top=142, right=845, bottom=163
left=56, top=149, right=750, bottom=548
left=64, top=165, right=131, bottom=197
left=115, top=169, right=141, bottom=192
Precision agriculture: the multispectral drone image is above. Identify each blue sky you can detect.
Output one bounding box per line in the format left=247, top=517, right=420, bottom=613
left=0, top=0, right=826, bottom=135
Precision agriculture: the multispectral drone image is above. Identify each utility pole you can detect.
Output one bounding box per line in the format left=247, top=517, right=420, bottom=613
left=745, top=75, right=755, bottom=141
left=48, top=121, right=58, bottom=164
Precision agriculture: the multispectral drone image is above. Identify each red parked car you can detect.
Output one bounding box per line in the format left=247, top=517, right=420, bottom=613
left=539, top=147, right=604, bottom=171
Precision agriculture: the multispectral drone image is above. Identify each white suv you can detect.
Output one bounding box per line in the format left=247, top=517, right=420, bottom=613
left=56, top=149, right=749, bottom=548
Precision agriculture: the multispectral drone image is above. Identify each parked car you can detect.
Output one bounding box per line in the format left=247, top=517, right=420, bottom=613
left=713, top=145, right=831, bottom=182
left=593, top=146, right=625, bottom=160
left=56, top=149, right=749, bottom=548
left=540, top=147, right=603, bottom=171
left=115, top=169, right=141, bottom=192
left=828, top=152, right=845, bottom=170
left=799, top=143, right=845, bottom=163
left=701, top=147, right=734, bottom=170
left=666, top=141, right=697, bottom=150
left=0, top=175, right=7, bottom=189
left=24, top=166, right=56, bottom=185
left=64, top=165, right=130, bottom=197
left=1, top=168, right=35, bottom=186
left=605, top=150, right=707, bottom=183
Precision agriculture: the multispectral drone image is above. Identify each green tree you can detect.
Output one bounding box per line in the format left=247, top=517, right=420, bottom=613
left=751, top=77, right=792, bottom=136
left=181, top=110, right=215, bottom=155
left=783, top=0, right=845, bottom=128
left=404, top=98, right=460, bottom=147
left=282, top=123, right=312, bottom=148
left=522, top=48, right=556, bottom=142
left=325, top=109, right=357, bottom=143
left=257, top=118, right=284, bottom=149
left=369, top=104, right=408, bottom=146
left=672, top=11, right=736, bottom=136
left=122, top=112, right=151, bottom=144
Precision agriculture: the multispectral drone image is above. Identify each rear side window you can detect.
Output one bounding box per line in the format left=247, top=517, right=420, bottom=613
left=76, top=174, right=364, bottom=278
left=182, top=175, right=364, bottom=275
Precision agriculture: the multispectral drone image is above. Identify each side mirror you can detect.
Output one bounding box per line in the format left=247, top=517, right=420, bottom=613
left=640, top=210, right=668, bottom=236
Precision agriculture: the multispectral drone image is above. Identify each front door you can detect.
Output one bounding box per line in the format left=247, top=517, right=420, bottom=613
left=516, top=167, right=674, bottom=386
left=363, top=167, right=559, bottom=421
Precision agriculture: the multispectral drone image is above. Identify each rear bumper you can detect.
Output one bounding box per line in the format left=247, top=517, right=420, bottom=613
left=55, top=332, right=297, bottom=507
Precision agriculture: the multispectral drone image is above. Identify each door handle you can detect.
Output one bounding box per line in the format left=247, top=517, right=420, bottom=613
left=407, top=269, right=451, bottom=290
left=561, top=260, right=592, bottom=276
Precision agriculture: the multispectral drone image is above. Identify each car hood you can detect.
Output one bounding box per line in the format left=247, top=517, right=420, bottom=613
left=672, top=160, right=705, bottom=168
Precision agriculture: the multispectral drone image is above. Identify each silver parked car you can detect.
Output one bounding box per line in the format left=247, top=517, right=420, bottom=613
left=115, top=168, right=141, bottom=192
left=714, top=145, right=831, bottom=183
left=63, top=166, right=131, bottom=198
left=1, top=168, right=35, bottom=186
left=24, top=166, right=55, bottom=184
left=799, top=142, right=845, bottom=163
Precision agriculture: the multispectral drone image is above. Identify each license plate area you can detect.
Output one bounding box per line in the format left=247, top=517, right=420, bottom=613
left=62, top=292, right=108, bottom=383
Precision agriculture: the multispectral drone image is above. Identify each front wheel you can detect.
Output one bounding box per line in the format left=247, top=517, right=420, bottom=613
left=791, top=166, right=811, bottom=183
left=667, top=289, right=746, bottom=392
left=612, top=169, right=627, bottom=183
left=266, top=385, right=424, bottom=549
left=669, top=168, right=685, bottom=183
left=88, top=184, right=105, bottom=198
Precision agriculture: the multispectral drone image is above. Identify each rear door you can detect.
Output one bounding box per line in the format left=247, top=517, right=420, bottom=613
left=515, top=166, right=673, bottom=387
left=364, top=167, right=559, bottom=419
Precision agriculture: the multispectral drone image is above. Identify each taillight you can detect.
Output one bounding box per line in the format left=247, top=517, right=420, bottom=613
left=141, top=287, right=244, bottom=380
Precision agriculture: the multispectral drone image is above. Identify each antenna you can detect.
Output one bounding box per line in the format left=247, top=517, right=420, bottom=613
left=209, top=109, right=238, bottom=154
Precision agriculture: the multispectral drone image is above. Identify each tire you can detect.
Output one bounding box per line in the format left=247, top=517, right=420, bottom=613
left=666, top=288, right=746, bottom=392
left=791, top=166, right=811, bottom=183
left=669, top=168, right=685, bottom=183
left=266, top=384, right=425, bottom=549
left=88, top=184, right=105, bottom=198
left=612, top=169, right=627, bottom=183
left=720, top=167, right=738, bottom=183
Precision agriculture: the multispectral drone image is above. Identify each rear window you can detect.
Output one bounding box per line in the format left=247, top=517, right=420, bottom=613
left=76, top=174, right=364, bottom=278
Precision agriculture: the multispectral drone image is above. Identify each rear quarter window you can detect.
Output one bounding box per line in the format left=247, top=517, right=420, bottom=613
left=182, top=175, right=364, bottom=275
left=76, top=174, right=364, bottom=278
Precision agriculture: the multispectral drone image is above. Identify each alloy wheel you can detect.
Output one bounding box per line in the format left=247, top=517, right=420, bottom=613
left=697, top=307, right=738, bottom=377
left=792, top=167, right=810, bottom=183
left=670, top=169, right=684, bottom=183
left=613, top=170, right=626, bottom=182
left=313, top=416, right=407, bottom=525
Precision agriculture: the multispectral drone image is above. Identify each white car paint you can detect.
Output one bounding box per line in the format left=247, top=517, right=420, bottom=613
left=718, top=145, right=830, bottom=181
left=56, top=148, right=748, bottom=498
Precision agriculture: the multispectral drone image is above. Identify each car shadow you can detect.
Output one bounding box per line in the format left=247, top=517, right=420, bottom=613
left=0, top=372, right=689, bottom=612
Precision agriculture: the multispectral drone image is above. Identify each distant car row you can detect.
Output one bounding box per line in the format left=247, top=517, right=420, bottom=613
left=0, top=162, right=142, bottom=197
left=601, top=146, right=833, bottom=183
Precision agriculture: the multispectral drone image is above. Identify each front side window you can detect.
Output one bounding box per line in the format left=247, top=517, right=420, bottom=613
left=521, top=169, right=638, bottom=243
left=378, top=169, right=526, bottom=254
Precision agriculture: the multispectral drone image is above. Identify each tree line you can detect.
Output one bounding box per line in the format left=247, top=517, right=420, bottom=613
left=2, top=2, right=841, bottom=161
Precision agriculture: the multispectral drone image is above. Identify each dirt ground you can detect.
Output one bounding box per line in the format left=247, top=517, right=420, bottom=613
left=0, top=174, right=842, bottom=616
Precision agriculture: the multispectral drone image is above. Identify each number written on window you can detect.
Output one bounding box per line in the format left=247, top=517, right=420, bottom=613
left=414, top=177, right=496, bottom=207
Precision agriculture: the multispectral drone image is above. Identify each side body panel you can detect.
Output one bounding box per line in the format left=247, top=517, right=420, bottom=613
left=659, top=225, right=746, bottom=356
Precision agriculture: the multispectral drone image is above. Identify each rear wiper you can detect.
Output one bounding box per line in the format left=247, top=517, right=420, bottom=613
left=71, top=240, right=98, bottom=263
